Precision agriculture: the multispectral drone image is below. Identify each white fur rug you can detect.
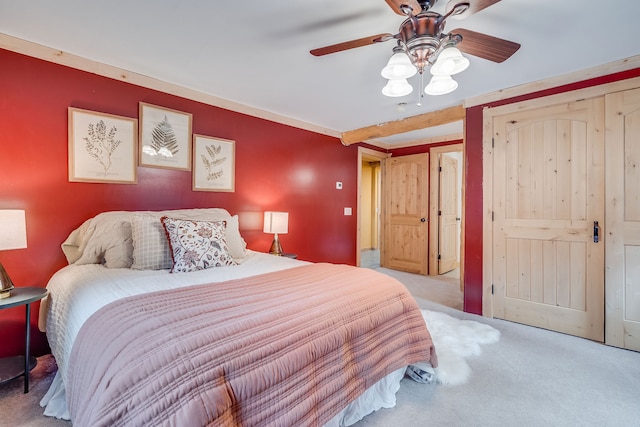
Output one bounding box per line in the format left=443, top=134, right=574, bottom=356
left=422, top=310, right=500, bottom=386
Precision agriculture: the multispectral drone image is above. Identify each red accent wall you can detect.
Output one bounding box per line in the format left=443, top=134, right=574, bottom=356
left=463, top=67, right=640, bottom=314
left=0, top=49, right=359, bottom=358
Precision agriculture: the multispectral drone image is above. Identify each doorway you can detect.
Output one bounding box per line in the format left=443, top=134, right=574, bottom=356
left=429, top=144, right=464, bottom=282
left=360, top=159, right=381, bottom=268
left=357, top=147, right=388, bottom=268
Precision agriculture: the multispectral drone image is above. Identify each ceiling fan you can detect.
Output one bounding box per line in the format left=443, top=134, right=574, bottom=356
left=311, top=0, right=520, bottom=98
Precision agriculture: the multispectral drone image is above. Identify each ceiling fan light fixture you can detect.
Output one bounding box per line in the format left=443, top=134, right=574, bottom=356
left=430, top=46, right=470, bottom=76
left=382, top=78, right=413, bottom=97
left=381, top=52, right=417, bottom=79
left=424, top=74, right=458, bottom=95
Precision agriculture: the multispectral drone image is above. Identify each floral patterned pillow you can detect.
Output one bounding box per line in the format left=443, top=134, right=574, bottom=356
left=160, top=217, right=237, bottom=273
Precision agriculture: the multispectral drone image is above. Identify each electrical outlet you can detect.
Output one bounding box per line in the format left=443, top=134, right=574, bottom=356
left=344, top=207, right=352, bottom=216
left=336, top=182, right=343, bottom=189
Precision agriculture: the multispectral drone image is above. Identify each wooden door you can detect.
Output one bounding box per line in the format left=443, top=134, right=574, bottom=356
left=438, top=154, right=459, bottom=274
left=492, top=98, right=605, bottom=341
left=381, top=153, right=429, bottom=274
left=605, top=88, right=640, bottom=351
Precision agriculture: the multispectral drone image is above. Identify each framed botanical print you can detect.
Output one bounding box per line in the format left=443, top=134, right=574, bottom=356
left=192, top=134, right=235, bottom=192
left=139, top=102, right=192, bottom=171
left=68, top=107, right=138, bottom=184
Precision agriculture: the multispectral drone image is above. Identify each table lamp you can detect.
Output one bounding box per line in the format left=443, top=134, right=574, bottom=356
left=0, top=209, right=27, bottom=299
left=263, top=211, right=288, bottom=256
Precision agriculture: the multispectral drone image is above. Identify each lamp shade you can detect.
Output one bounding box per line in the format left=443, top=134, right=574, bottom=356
left=263, top=211, right=288, bottom=234
left=0, top=209, right=27, bottom=298
left=0, top=209, right=27, bottom=250
left=381, top=52, right=417, bottom=80
left=430, top=47, right=469, bottom=76
left=425, top=74, right=458, bottom=96
left=382, top=79, right=413, bottom=97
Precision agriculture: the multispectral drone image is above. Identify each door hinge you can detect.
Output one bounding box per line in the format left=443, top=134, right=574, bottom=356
left=492, top=137, right=495, bottom=148
left=438, top=254, right=441, bottom=260
left=438, top=166, right=442, bottom=172
left=438, top=210, right=442, bottom=216
left=492, top=211, right=494, bottom=221
left=491, top=284, right=494, bottom=294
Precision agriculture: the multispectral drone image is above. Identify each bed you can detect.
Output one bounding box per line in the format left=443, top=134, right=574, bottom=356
left=38, top=208, right=437, bottom=426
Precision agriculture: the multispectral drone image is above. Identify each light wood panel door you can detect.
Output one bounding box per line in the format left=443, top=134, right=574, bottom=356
left=605, top=88, right=640, bottom=351
left=382, top=153, right=429, bottom=274
left=492, top=98, right=605, bottom=341
left=438, top=154, right=459, bottom=274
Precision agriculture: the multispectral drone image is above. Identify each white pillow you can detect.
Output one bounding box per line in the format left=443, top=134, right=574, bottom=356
left=221, top=215, right=247, bottom=260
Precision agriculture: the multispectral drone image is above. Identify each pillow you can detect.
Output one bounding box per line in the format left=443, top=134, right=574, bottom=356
left=61, top=208, right=247, bottom=268
left=161, top=217, right=237, bottom=273
left=61, top=218, right=92, bottom=264
left=131, top=214, right=173, bottom=270
left=72, top=212, right=134, bottom=268
left=221, top=215, right=247, bottom=260
left=150, top=209, right=246, bottom=260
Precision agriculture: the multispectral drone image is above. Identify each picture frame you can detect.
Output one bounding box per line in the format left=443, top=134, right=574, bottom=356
left=139, top=102, right=193, bottom=171
left=68, top=107, right=138, bottom=184
left=192, top=134, right=235, bottom=192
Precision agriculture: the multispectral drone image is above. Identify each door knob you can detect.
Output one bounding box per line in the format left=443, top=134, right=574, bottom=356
left=420, top=218, right=427, bottom=223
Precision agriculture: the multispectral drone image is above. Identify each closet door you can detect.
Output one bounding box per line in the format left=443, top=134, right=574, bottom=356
left=605, top=88, right=640, bottom=351
left=492, top=98, right=605, bottom=341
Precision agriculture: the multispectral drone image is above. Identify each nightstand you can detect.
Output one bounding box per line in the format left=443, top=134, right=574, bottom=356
left=0, top=287, right=48, bottom=393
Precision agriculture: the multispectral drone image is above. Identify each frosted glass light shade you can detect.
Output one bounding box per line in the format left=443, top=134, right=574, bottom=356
left=263, top=211, right=288, bottom=234
left=430, top=47, right=469, bottom=76
left=382, top=79, right=413, bottom=97
left=381, top=52, right=417, bottom=79
left=425, top=75, right=458, bottom=95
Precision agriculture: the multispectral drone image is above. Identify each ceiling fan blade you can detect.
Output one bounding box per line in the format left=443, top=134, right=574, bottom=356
left=310, top=33, right=395, bottom=56
left=384, top=0, right=422, bottom=16
left=446, top=0, right=502, bottom=19
left=452, top=28, right=520, bottom=63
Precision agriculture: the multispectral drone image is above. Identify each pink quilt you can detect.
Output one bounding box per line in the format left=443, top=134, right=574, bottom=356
left=66, top=263, right=436, bottom=426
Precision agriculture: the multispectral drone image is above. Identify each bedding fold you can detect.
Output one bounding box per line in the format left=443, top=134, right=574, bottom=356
left=66, top=263, right=435, bottom=426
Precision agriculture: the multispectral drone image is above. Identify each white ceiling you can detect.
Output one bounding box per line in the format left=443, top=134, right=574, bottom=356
left=1, top=0, right=639, bottom=146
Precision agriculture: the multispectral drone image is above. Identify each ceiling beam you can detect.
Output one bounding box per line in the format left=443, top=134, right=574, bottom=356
left=340, top=105, right=465, bottom=145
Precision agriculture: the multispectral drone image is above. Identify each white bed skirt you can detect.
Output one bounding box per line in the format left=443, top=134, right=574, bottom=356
left=40, top=371, right=69, bottom=420
left=325, top=367, right=407, bottom=426
left=41, top=366, right=408, bottom=425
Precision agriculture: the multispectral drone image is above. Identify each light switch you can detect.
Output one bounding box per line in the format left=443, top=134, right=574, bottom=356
left=344, top=207, right=352, bottom=216
left=336, top=182, right=343, bottom=189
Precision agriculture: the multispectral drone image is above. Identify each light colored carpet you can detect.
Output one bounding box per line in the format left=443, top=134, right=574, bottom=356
left=0, top=355, right=68, bottom=427
left=374, top=266, right=464, bottom=311
left=361, top=249, right=463, bottom=311
left=355, top=297, right=640, bottom=426
left=360, top=249, right=380, bottom=269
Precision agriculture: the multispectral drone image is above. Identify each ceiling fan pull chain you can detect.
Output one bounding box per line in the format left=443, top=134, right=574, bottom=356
left=417, top=71, right=424, bottom=107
